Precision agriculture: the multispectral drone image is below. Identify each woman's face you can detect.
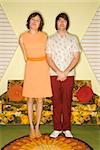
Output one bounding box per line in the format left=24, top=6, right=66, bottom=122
left=57, top=17, right=67, bottom=31
left=29, top=15, right=41, bottom=31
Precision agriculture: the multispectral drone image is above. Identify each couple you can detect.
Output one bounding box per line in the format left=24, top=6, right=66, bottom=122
left=19, top=11, right=81, bottom=139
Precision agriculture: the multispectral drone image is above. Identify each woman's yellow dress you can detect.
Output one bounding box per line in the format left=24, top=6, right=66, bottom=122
left=20, top=31, right=52, bottom=98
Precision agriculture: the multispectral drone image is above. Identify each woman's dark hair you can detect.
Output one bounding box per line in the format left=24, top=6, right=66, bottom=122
left=26, top=12, right=44, bottom=31
left=55, top=12, right=70, bottom=30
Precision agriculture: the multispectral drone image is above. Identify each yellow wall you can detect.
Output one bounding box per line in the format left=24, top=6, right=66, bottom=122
left=0, top=0, right=100, bottom=95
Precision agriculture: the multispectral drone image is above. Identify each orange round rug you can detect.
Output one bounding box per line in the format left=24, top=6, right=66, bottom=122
left=2, top=134, right=93, bottom=150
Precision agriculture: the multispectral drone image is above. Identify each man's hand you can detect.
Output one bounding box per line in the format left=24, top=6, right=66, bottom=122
left=56, top=70, right=67, bottom=81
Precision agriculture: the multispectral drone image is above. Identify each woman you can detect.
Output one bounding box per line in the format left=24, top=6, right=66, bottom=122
left=19, top=12, right=52, bottom=138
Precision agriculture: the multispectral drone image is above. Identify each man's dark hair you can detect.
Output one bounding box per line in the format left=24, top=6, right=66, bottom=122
left=55, top=12, right=70, bottom=30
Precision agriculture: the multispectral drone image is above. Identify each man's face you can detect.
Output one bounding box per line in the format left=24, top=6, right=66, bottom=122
left=57, top=17, right=67, bottom=31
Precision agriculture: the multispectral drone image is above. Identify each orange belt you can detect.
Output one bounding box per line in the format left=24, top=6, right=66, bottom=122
left=27, top=56, right=46, bottom=61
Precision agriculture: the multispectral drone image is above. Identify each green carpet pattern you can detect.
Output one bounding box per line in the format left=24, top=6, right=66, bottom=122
left=0, top=124, right=100, bottom=150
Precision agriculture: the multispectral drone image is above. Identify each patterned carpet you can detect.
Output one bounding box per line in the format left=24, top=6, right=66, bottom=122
left=2, top=134, right=93, bottom=150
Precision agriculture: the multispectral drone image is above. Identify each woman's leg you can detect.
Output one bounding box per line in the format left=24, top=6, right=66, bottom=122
left=27, top=98, right=35, bottom=137
left=35, top=98, right=43, bottom=137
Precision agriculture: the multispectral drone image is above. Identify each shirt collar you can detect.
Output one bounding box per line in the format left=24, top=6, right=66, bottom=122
left=56, top=31, right=69, bottom=39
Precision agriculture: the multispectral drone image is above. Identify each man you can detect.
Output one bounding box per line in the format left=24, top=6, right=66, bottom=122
left=46, top=12, right=81, bottom=138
